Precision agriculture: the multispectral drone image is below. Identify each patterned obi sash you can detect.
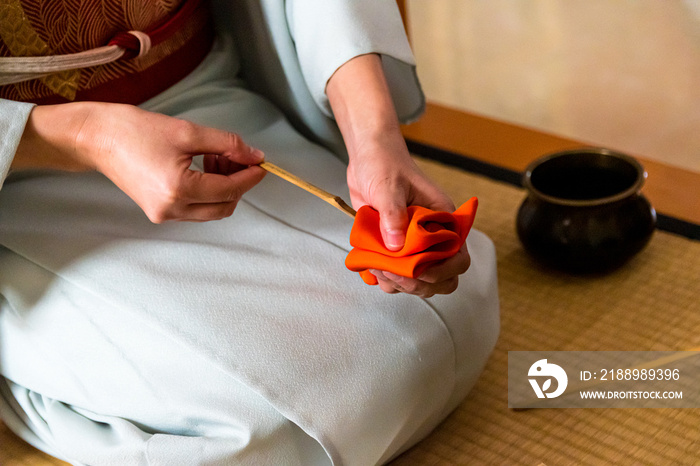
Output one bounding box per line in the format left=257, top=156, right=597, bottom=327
left=0, top=0, right=214, bottom=105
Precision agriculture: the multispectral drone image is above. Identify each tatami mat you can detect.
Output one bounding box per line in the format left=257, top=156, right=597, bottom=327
left=0, top=421, right=65, bottom=465
left=390, top=157, right=700, bottom=465
left=2, top=156, right=699, bottom=464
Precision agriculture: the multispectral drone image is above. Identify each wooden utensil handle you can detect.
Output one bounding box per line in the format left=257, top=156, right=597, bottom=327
left=259, top=162, right=356, bottom=218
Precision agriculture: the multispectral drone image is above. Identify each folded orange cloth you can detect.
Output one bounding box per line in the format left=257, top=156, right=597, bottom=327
left=345, top=197, right=478, bottom=285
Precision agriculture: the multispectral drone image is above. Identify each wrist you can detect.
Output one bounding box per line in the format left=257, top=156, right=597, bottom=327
left=327, top=54, right=403, bottom=158
left=13, top=102, right=101, bottom=172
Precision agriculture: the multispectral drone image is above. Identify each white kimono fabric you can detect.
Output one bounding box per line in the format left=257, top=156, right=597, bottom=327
left=0, top=1, right=500, bottom=465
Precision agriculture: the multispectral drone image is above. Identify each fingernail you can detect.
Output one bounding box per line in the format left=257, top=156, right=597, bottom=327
left=386, top=230, right=405, bottom=250
left=252, top=149, right=265, bottom=161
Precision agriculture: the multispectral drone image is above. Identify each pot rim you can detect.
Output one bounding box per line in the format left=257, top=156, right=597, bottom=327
left=522, top=147, right=647, bottom=207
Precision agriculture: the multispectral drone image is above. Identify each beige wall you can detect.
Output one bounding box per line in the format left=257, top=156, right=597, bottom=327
left=407, top=0, right=700, bottom=172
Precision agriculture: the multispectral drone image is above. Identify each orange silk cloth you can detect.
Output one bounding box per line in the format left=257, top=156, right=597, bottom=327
left=345, top=197, right=479, bottom=285
left=0, top=0, right=213, bottom=105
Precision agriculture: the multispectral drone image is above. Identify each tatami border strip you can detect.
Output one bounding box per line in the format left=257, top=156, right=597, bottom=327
left=407, top=139, right=700, bottom=241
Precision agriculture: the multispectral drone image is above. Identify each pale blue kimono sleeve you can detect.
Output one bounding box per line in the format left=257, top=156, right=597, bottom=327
left=0, top=99, right=35, bottom=191
left=285, top=0, right=425, bottom=123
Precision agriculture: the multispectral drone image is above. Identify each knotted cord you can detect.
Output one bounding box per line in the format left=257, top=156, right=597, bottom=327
left=0, top=0, right=202, bottom=86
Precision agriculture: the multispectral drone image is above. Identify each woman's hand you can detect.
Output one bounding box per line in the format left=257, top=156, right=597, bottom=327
left=347, top=133, right=471, bottom=297
left=327, top=54, right=471, bottom=297
left=14, top=102, right=265, bottom=222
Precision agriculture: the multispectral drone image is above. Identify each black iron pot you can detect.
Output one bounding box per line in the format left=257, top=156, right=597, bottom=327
left=516, top=148, right=657, bottom=273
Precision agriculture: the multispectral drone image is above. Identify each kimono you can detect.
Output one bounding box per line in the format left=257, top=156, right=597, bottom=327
left=0, top=1, right=500, bottom=464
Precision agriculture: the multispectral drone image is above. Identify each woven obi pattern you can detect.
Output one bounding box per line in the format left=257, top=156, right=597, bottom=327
left=0, top=0, right=214, bottom=105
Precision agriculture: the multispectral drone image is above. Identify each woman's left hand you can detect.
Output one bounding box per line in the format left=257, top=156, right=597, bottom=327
left=346, top=130, right=471, bottom=298
left=328, top=54, right=471, bottom=297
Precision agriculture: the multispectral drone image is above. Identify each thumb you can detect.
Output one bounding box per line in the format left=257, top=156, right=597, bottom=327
left=377, top=199, right=409, bottom=252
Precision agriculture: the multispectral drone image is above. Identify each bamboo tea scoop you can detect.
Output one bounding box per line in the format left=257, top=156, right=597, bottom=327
left=259, top=162, right=356, bottom=218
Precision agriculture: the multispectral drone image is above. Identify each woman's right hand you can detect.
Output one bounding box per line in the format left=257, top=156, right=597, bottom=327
left=13, top=102, right=266, bottom=222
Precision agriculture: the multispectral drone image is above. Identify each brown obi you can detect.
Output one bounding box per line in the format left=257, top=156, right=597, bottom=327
left=0, top=0, right=215, bottom=105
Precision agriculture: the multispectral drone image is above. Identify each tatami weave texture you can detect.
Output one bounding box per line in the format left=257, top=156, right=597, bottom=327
left=2, top=156, right=699, bottom=465
left=390, top=157, right=700, bottom=465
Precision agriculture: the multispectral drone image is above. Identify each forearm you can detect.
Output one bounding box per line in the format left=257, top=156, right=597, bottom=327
left=12, top=102, right=98, bottom=172
left=326, top=54, right=405, bottom=159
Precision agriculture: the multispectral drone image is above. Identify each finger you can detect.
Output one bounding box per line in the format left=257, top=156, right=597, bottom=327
left=180, top=124, right=264, bottom=166
left=416, top=245, right=471, bottom=284
left=423, top=277, right=460, bottom=296
left=377, top=271, right=422, bottom=295
left=373, top=198, right=409, bottom=251
left=141, top=198, right=241, bottom=223
left=182, top=201, right=240, bottom=222
left=382, top=271, right=459, bottom=298
left=371, top=271, right=402, bottom=294
left=181, top=165, right=267, bottom=203
left=203, top=154, right=247, bottom=175
left=153, top=202, right=238, bottom=223
left=381, top=272, right=423, bottom=296
left=379, top=280, right=401, bottom=294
